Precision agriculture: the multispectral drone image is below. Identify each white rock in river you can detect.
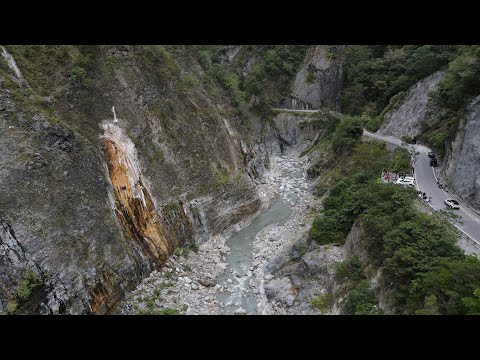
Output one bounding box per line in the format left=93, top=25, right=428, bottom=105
left=234, top=307, right=247, bottom=315
left=184, top=277, right=192, bottom=284
left=217, top=262, right=228, bottom=270
left=227, top=278, right=233, bottom=284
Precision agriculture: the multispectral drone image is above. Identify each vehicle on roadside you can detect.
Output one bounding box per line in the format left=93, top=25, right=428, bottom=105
left=401, top=176, right=415, bottom=183
left=428, top=151, right=435, bottom=158
left=430, top=158, right=438, bottom=167
left=444, top=199, right=460, bottom=209
left=396, top=178, right=415, bottom=187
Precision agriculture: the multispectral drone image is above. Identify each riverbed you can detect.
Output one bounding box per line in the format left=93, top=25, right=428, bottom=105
left=122, top=151, right=320, bottom=315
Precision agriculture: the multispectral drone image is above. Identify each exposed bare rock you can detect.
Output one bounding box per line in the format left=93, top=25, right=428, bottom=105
left=234, top=307, right=246, bottom=315
left=284, top=45, right=343, bottom=111
left=264, top=277, right=295, bottom=307
left=378, top=70, right=446, bottom=138
left=219, top=46, right=242, bottom=64
left=199, top=278, right=215, bottom=287
left=440, top=95, right=480, bottom=210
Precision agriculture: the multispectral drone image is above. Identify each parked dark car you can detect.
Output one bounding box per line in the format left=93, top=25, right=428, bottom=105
left=430, top=158, right=438, bottom=167
left=428, top=151, right=435, bottom=158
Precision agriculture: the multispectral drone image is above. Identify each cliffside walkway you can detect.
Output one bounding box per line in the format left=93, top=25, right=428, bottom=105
left=271, top=108, right=321, bottom=113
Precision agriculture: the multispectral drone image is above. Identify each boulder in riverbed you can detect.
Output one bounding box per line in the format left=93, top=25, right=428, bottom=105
left=199, top=278, right=215, bottom=287
left=234, top=307, right=247, bottom=315
left=264, top=277, right=295, bottom=308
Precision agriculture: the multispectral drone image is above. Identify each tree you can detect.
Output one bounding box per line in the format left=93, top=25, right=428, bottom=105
left=462, top=288, right=480, bottom=315
left=410, top=257, right=480, bottom=314
left=331, top=116, right=363, bottom=155
left=415, top=294, right=440, bottom=315
left=342, top=280, right=378, bottom=315
left=334, top=255, right=366, bottom=284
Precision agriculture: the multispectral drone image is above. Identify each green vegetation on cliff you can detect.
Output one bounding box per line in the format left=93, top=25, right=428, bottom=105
left=316, top=173, right=480, bottom=314
left=192, top=45, right=308, bottom=118
left=6, top=270, right=43, bottom=314
left=307, top=116, right=480, bottom=314
left=312, top=168, right=480, bottom=314
left=241, top=46, right=309, bottom=109
left=306, top=114, right=411, bottom=195
left=341, top=45, right=459, bottom=118
left=340, top=45, right=480, bottom=156
left=342, top=280, right=380, bottom=315
left=420, top=46, right=480, bottom=156
left=334, top=255, right=381, bottom=314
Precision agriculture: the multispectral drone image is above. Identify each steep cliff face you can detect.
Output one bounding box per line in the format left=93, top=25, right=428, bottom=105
left=440, top=95, right=480, bottom=210
left=102, top=122, right=175, bottom=268
left=377, top=70, right=446, bottom=138
left=272, top=112, right=320, bottom=148
left=0, top=45, right=266, bottom=314
left=283, top=46, right=343, bottom=111
left=0, top=43, right=352, bottom=314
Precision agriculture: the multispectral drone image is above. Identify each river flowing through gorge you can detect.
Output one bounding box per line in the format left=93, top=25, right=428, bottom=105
left=122, top=150, right=322, bottom=315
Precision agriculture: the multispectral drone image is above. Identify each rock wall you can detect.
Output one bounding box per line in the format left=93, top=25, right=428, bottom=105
left=262, top=216, right=393, bottom=315
left=283, top=45, right=343, bottom=111
left=272, top=112, right=320, bottom=148
left=253, top=111, right=331, bottom=162
left=101, top=122, right=177, bottom=271
left=264, top=234, right=343, bottom=315
left=0, top=46, right=341, bottom=314
left=0, top=45, right=265, bottom=314
left=377, top=70, right=446, bottom=138
left=439, top=95, right=480, bottom=210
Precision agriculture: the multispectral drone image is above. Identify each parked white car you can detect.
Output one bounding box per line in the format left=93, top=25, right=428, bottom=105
left=396, top=178, right=415, bottom=187
left=444, top=199, right=460, bottom=210
left=401, top=176, right=415, bottom=183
